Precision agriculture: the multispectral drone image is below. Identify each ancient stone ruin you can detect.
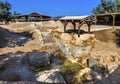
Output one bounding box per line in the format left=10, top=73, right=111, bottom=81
left=0, top=21, right=120, bottom=84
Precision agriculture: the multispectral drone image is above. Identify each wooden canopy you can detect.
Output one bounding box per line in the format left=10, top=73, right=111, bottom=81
left=60, top=15, right=90, bottom=20
left=59, top=15, right=95, bottom=37
left=94, top=12, right=120, bottom=28
left=15, top=12, right=51, bottom=21
left=17, top=12, right=51, bottom=18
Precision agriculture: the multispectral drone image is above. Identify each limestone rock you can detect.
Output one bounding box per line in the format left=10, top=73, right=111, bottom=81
left=71, top=46, right=91, bottom=57
left=73, top=34, right=95, bottom=46
left=79, top=68, right=91, bottom=76
left=59, top=43, right=72, bottom=56
left=107, top=62, right=120, bottom=73
left=15, top=23, right=36, bottom=32
left=53, top=32, right=97, bottom=68
left=28, top=52, right=50, bottom=67
left=78, top=68, right=93, bottom=83
left=30, top=29, right=43, bottom=42
left=36, top=69, right=66, bottom=84
left=60, top=33, right=72, bottom=44
left=42, top=21, right=58, bottom=28
left=87, top=57, right=100, bottom=68
left=34, top=22, right=43, bottom=29
left=53, top=33, right=95, bottom=61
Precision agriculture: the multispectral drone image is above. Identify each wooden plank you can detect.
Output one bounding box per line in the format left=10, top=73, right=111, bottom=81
left=94, top=15, right=97, bottom=25
left=95, top=12, right=120, bottom=16
left=61, top=21, right=68, bottom=32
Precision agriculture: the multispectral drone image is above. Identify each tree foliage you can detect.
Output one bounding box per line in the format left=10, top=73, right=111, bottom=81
left=0, top=0, right=11, bottom=23
left=13, top=11, right=21, bottom=16
left=115, top=0, right=120, bottom=12
left=93, top=0, right=120, bottom=14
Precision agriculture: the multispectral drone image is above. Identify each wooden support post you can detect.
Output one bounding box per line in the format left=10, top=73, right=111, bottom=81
left=112, top=14, right=115, bottom=29
left=64, top=21, right=68, bottom=32
left=78, top=25, right=81, bottom=37
left=104, top=16, right=107, bottom=24
left=25, top=16, right=29, bottom=21
left=61, top=20, right=68, bottom=32
left=87, top=22, right=91, bottom=34
left=88, top=24, right=91, bottom=33
left=94, top=15, right=97, bottom=25
left=78, top=21, right=85, bottom=37
left=64, top=24, right=66, bottom=32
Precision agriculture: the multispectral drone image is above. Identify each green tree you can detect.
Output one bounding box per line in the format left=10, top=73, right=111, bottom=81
left=93, top=0, right=107, bottom=14
left=115, top=0, right=120, bottom=12
left=13, top=11, right=21, bottom=16
left=0, top=0, right=11, bottom=24
left=92, top=5, right=105, bottom=14
left=92, top=0, right=116, bottom=14
left=106, top=0, right=114, bottom=13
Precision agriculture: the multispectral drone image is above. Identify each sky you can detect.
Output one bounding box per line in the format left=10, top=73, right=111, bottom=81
left=7, top=0, right=100, bottom=17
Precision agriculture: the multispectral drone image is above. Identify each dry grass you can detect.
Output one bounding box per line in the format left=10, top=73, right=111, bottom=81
left=89, top=28, right=120, bottom=57
left=58, top=56, right=83, bottom=84
left=92, top=28, right=115, bottom=42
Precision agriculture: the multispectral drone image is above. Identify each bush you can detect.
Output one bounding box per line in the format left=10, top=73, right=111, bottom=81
left=58, top=57, right=83, bottom=84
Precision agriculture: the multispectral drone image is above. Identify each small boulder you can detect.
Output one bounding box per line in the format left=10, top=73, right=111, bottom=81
left=107, top=62, right=120, bottom=73
left=30, top=29, right=43, bottom=41
left=36, top=69, right=66, bottom=84
left=28, top=52, right=50, bottom=67
left=78, top=68, right=93, bottom=83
